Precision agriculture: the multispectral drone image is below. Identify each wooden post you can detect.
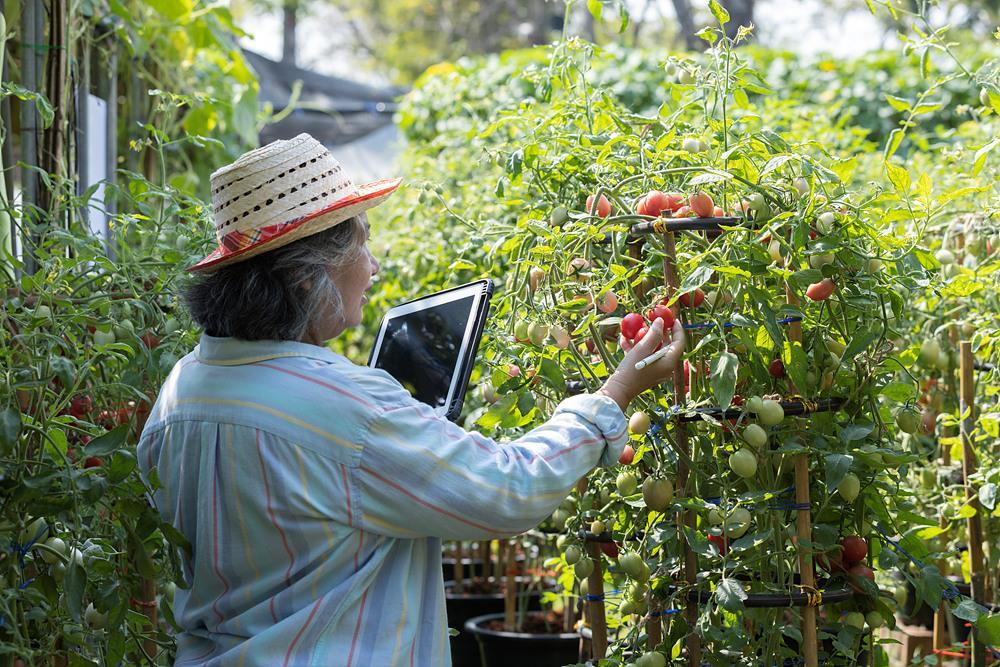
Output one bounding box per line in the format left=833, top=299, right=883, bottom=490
left=141, top=577, right=158, bottom=660
left=932, top=510, right=950, bottom=652
left=19, top=0, right=41, bottom=274
left=661, top=230, right=700, bottom=667
left=504, top=539, right=517, bottom=631
left=584, top=540, right=608, bottom=659
left=960, top=341, right=986, bottom=667
left=785, top=284, right=818, bottom=667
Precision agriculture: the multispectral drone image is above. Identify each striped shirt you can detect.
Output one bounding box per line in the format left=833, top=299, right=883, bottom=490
left=137, top=334, right=627, bottom=666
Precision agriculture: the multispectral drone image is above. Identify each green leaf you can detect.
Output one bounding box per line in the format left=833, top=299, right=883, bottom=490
left=975, top=612, right=1000, bottom=645
left=886, top=162, right=911, bottom=192
left=841, top=328, right=881, bottom=366
left=587, top=0, right=603, bottom=20
left=710, top=352, right=739, bottom=411
left=85, top=424, right=130, bottom=457
left=840, top=423, right=874, bottom=442
left=708, top=0, right=731, bottom=25
left=825, top=453, right=853, bottom=490
left=972, top=138, right=999, bottom=177
left=830, top=157, right=857, bottom=183
left=782, top=341, right=808, bottom=394
left=883, top=129, right=905, bottom=162
left=716, top=578, right=746, bottom=611
left=64, top=558, right=87, bottom=622
left=730, top=528, right=771, bottom=553
left=683, top=526, right=714, bottom=556
left=980, top=483, right=997, bottom=511
left=884, top=94, right=911, bottom=112
left=0, top=407, right=21, bottom=455
left=880, top=382, right=916, bottom=402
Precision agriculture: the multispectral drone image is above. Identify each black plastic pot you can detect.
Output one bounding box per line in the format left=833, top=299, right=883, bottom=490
left=464, top=612, right=580, bottom=667
left=446, top=579, right=545, bottom=667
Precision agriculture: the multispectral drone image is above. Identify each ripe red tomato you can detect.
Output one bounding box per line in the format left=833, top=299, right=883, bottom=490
left=707, top=534, right=729, bottom=555
left=643, top=190, right=670, bottom=217
left=69, top=395, right=93, bottom=419
left=712, top=206, right=725, bottom=217
left=636, top=195, right=649, bottom=217
left=618, top=445, right=635, bottom=465
left=818, top=550, right=846, bottom=573
left=620, top=313, right=645, bottom=340
left=646, top=304, right=676, bottom=329
left=688, top=192, right=715, bottom=218
left=140, top=332, right=161, bottom=350
left=678, top=288, right=705, bottom=308
left=586, top=193, right=612, bottom=218
left=664, top=193, right=685, bottom=212
left=84, top=456, right=102, bottom=469
left=805, top=278, right=836, bottom=301
left=632, top=326, right=662, bottom=351
left=768, top=359, right=786, bottom=378
left=673, top=205, right=692, bottom=218
left=840, top=536, right=868, bottom=566
left=600, top=541, right=620, bottom=559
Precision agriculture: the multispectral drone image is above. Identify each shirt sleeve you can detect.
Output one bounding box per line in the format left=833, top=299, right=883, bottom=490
left=352, top=389, right=628, bottom=540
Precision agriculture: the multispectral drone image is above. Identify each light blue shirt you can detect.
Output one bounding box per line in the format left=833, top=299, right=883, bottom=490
left=137, top=335, right=627, bottom=666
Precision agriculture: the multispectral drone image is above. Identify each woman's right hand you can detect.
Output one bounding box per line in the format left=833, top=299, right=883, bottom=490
left=596, top=317, right=686, bottom=413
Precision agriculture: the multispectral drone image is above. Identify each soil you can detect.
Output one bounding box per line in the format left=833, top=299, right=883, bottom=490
left=450, top=578, right=501, bottom=595
left=483, top=611, right=565, bottom=635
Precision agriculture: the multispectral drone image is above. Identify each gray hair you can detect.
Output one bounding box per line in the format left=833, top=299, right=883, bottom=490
left=183, top=216, right=367, bottom=341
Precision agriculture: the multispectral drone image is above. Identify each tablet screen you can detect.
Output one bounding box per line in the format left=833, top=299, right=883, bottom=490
left=370, top=285, right=487, bottom=415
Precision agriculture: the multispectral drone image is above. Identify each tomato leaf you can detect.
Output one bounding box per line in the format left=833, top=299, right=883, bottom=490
left=730, top=528, right=771, bottom=553
left=879, top=381, right=916, bottom=402
left=0, top=407, right=21, bottom=456
left=85, top=424, right=130, bottom=457
left=64, top=558, right=87, bottom=622
left=682, top=526, right=714, bottom=556
left=841, top=327, right=881, bottom=367
left=975, top=612, right=1000, bottom=646
left=710, top=352, right=739, bottom=411
left=980, top=483, right=997, bottom=511
left=825, top=453, right=853, bottom=490
left=716, top=578, right=746, bottom=611
left=586, top=0, right=603, bottom=20
left=840, top=423, right=874, bottom=442
left=708, top=0, right=730, bottom=25
left=782, top=341, right=808, bottom=393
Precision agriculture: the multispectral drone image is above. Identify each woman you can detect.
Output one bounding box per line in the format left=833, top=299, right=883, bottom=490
left=138, top=134, right=684, bottom=666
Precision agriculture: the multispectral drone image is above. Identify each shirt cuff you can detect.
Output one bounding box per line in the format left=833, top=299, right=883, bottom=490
left=553, top=393, right=629, bottom=467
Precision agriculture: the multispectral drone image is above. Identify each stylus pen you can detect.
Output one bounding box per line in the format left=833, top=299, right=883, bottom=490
left=634, top=347, right=671, bottom=370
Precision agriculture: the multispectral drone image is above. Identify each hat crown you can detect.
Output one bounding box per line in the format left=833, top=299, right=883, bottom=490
left=209, top=134, right=357, bottom=242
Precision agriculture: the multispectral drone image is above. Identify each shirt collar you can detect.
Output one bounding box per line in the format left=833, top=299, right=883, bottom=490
left=194, top=334, right=344, bottom=366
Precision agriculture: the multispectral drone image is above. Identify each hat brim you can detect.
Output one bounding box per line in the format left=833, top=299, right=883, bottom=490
left=187, top=177, right=402, bottom=273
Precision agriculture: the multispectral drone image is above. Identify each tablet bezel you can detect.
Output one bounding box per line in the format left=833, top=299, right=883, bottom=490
left=367, top=279, right=493, bottom=421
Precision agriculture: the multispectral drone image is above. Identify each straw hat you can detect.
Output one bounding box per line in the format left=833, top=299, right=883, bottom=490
left=188, top=133, right=401, bottom=272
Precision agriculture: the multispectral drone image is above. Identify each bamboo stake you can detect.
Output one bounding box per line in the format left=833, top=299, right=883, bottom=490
left=960, top=341, right=986, bottom=667
left=141, top=577, right=158, bottom=660
left=661, top=230, right=700, bottom=667
left=504, top=539, right=517, bottom=631
left=19, top=0, right=40, bottom=275
left=0, top=13, right=12, bottom=282
left=584, top=540, right=608, bottom=659
left=785, top=284, right=818, bottom=667
left=932, top=509, right=950, bottom=652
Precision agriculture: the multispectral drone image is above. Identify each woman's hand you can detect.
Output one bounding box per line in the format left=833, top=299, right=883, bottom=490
left=596, top=318, right=686, bottom=413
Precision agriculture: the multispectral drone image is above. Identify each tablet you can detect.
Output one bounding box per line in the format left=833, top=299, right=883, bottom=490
left=368, top=279, right=494, bottom=421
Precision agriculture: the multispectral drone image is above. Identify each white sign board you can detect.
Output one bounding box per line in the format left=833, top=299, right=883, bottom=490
left=84, top=93, right=108, bottom=240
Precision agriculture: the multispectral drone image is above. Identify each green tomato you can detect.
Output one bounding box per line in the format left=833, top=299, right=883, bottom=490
left=757, top=399, right=784, bottom=426
left=20, top=517, right=48, bottom=545
left=725, top=508, right=751, bottom=538
left=93, top=329, right=116, bottom=346
left=514, top=320, right=530, bottom=341
left=919, top=339, right=941, bottom=367
left=619, top=552, right=645, bottom=579
left=565, top=545, right=582, bottom=565
left=527, top=323, right=548, bottom=346
left=39, top=537, right=67, bottom=565
left=574, top=557, right=594, bottom=579
left=642, top=477, right=674, bottom=512
left=637, top=652, right=667, bottom=667
left=895, top=408, right=920, bottom=434
left=616, top=471, right=638, bottom=496
left=742, top=424, right=767, bottom=449
left=837, top=473, right=861, bottom=502
left=33, top=304, right=52, bottom=320
left=747, top=396, right=764, bottom=414
left=866, top=611, right=885, bottom=629
left=843, top=611, right=865, bottom=630
left=84, top=603, right=107, bottom=630
left=729, top=448, right=758, bottom=478
left=549, top=206, right=569, bottom=227
left=590, top=519, right=606, bottom=535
